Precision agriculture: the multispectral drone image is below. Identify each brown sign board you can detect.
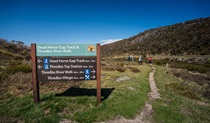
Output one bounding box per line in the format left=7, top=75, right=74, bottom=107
left=31, top=44, right=101, bottom=104
left=36, top=57, right=97, bottom=81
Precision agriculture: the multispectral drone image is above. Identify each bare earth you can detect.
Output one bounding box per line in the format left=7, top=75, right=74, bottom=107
left=60, top=67, right=160, bottom=123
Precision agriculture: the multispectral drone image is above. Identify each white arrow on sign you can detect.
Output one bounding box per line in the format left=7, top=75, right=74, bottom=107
left=37, top=59, right=42, bottom=63
left=38, top=65, right=42, bottom=69
left=91, top=75, right=96, bottom=79
left=91, top=69, right=96, bottom=74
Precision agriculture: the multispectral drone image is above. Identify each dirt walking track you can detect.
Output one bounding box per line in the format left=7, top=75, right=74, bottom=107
left=106, top=67, right=160, bottom=123
left=60, top=67, right=160, bottom=123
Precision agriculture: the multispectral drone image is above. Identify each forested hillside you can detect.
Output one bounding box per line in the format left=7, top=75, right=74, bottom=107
left=101, top=17, right=210, bottom=57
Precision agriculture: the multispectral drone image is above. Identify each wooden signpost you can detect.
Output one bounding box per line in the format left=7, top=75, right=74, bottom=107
left=31, top=44, right=101, bottom=104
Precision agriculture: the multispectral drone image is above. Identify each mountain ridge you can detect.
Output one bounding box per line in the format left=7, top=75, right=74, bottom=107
left=101, top=17, right=210, bottom=57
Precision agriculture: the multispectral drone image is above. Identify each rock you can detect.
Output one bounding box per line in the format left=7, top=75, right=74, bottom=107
left=115, top=76, right=130, bottom=82
left=128, top=87, right=135, bottom=91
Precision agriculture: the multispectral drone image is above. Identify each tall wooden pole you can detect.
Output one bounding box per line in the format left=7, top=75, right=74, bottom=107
left=31, top=44, right=40, bottom=103
left=96, top=44, right=101, bottom=104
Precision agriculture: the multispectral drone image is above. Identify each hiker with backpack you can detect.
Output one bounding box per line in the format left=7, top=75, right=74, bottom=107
left=139, top=55, right=143, bottom=65
left=148, top=57, right=153, bottom=67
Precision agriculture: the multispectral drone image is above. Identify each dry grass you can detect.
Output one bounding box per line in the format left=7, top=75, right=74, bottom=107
left=2, top=72, right=32, bottom=96
left=170, top=69, right=210, bottom=99
left=171, top=69, right=210, bottom=86
left=0, top=72, right=81, bottom=98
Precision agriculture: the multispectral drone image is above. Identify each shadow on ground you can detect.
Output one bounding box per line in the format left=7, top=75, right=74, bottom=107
left=55, top=87, right=115, bottom=101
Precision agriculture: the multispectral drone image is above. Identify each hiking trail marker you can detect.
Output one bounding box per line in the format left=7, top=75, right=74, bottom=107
left=31, top=44, right=101, bottom=104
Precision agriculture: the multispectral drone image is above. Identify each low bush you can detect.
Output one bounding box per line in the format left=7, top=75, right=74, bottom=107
left=203, top=88, right=210, bottom=99
left=2, top=72, right=32, bottom=95
left=117, top=62, right=124, bottom=67
left=154, top=60, right=163, bottom=65
left=24, top=55, right=31, bottom=61
left=171, top=69, right=210, bottom=99
left=115, top=66, right=126, bottom=72
left=153, top=59, right=169, bottom=66
left=6, top=64, right=32, bottom=74
left=102, top=66, right=126, bottom=72
left=165, top=82, right=201, bottom=100
left=127, top=67, right=140, bottom=73
left=0, top=72, right=8, bottom=83
left=13, top=55, right=24, bottom=60
left=171, top=69, right=210, bottom=85
left=170, top=62, right=209, bottom=73
left=5, top=60, right=32, bottom=74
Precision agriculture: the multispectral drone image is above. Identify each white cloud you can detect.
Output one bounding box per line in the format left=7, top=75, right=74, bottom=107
left=101, top=39, right=122, bottom=45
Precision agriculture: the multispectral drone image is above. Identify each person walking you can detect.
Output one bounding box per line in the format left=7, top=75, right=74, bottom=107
left=139, top=55, right=143, bottom=65
left=127, top=54, right=131, bottom=61
left=131, top=54, right=134, bottom=62
left=148, top=57, right=153, bottom=67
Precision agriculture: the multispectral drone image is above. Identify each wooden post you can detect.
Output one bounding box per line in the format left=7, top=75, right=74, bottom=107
left=96, top=44, right=101, bottom=104
left=31, top=44, right=40, bottom=103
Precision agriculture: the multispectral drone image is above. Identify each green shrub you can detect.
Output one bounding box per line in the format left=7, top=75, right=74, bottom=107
left=166, top=82, right=201, bottom=100
left=155, top=60, right=163, bottom=65
left=24, top=55, right=31, bottom=61
left=115, top=66, right=126, bottom=72
left=0, top=72, right=8, bottom=82
left=203, top=88, right=210, bottom=99
left=170, top=62, right=209, bottom=73
left=5, top=60, right=32, bottom=74
left=119, top=62, right=124, bottom=67
left=6, top=64, right=32, bottom=74
left=13, top=56, right=24, bottom=60
left=154, top=59, right=168, bottom=66
left=102, top=65, right=126, bottom=72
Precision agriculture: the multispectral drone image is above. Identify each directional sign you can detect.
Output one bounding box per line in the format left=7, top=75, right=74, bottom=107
left=36, top=44, right=96, bottom=56
left=36, top=57, right=97, bottom=81
left=31, top=43, right=101, bottom=104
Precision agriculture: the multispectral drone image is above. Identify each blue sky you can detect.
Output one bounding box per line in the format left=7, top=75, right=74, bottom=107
left=0, top=0, right=210, bottom=45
